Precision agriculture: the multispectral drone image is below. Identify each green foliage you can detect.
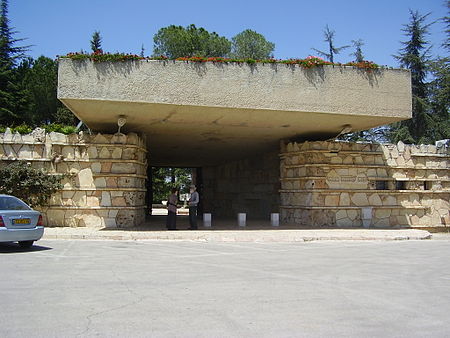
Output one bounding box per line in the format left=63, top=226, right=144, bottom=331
left=389, top=10, right=435, bottom=144
left=90, top=31, right=102, bottom=53
left=60, top=52, right=144, bottom=62
left=0, top=161, right=63, bottom=207
left=1, top=1, right=76, bottom=127
left=153, top=24, right=231, bottom=58
left=42, top=123, right=77, bottom=134
left=428, top=56, right=450, bottom=141
left=53, top=106, right=78, bottom=125
left=11, top=124, right=32, bottom=134
left=443, top=0, right=450, bottom=52
left=0, top=0, right=30, bottom=125
left=0, top=123, right=77, bottom=134
left=312, top=25, right=350, bottom=63
left=151, top=167, right=191, bottom=203
left=0, top=55, right=78, bottom=126
left=0, top=0, right=29, bottom=64
left=230, top=29, right=275, bottom=59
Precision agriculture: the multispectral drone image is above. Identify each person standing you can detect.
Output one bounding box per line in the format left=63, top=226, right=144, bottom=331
left=166, top=188, right=178, bottom=231
left=188, top=185, right=199, bottom=230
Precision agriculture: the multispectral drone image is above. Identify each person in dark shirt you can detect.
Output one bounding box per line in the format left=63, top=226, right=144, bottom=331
left=166, top=188, right=178, bottom=231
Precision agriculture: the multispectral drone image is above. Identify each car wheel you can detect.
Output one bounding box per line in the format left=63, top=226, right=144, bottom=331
left=18, top=241, right=34, bottom=248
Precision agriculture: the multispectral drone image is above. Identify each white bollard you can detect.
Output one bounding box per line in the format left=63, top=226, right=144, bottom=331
left=203, top=213, right=212, bottom=227
left=238, top=213, right=246, bottom=227
left=361, top=207, right=373, bottom=228
left=271, top=213, right=280, bottom=227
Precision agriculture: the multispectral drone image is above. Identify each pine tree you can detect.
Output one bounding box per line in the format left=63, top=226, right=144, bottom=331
left=312, top=25, right=349, bottom=63
left=0, top=0, right=28, bottom=64
left=443, top=0, right=450, bottom=52
left=427, top=1, right=450, bottom=141
left=140, top=44, right=145, bottom=57
left=0, top=0, right=30, bottom=125
left=390, top=10, right=434, bottom=144
left=90, top=30, right=102, bottom=53
left=350, top=39, right=365, bottom=62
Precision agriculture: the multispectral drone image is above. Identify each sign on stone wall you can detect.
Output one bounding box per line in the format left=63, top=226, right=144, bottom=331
left=325, top=170, right=369, bottom=189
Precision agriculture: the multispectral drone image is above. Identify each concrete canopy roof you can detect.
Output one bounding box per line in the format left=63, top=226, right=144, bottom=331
left=58, top=59, right=411, bottom=167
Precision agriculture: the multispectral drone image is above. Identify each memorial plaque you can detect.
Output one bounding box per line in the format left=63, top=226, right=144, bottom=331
left=326, top=170, right=368, bottom=189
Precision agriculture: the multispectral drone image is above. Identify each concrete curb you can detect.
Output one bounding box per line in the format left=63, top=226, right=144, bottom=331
left=42, top=228, right=432, bottom=242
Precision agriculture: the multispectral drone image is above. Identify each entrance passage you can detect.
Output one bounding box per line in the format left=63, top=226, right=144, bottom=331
left=147, top=167, right=204, bottom=216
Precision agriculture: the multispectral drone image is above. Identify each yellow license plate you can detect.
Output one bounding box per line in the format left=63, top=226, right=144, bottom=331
left=13, top=219, right=30, bottom=225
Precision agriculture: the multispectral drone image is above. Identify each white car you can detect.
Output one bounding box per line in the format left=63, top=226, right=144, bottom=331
left=0, top=194, right=44, bottom=248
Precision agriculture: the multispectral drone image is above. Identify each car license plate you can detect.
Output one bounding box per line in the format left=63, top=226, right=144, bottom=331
left=13, top=218, right=31, bottom=225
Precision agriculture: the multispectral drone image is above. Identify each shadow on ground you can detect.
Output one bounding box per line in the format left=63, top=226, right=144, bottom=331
left=0, top=242, right=53, bottom=254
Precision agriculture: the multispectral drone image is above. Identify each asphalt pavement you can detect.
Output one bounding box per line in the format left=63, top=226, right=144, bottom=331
left=1, top=239, right=450, bottom=338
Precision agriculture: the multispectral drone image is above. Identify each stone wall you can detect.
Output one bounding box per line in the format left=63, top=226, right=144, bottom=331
left=202, top=152, right=280, bottom=218
left=280, top=141, right=449, bottom=228
left=0, top=129, right=147, bottom=228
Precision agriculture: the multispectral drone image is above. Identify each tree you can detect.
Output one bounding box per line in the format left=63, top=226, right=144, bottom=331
left=443, top=0, right=450, bottom=52
left=0, top=161, right=63, bottom=207
left=151, top=167, right=191, bottom=203
left=428, top=58, right=450, bottom=141
left=427, top=1, right=450, bottom=141
left=153, top=24, right=231, bottom=58
left=230, top=29, right=275, bottom=59
left=140, top=43, right=145, bottom=57
left=390, top=10, right=434, bottom=144
left=350, top=39, right=365, bottom=62
left=0, top=0, right=28, bottom=64
left=19, top=56, right=76, bottom=125
left=312, top=25, right=350, bottom=63
left=0, top=0, right=29, bottom=125
left=90, top=30, right=102, bottom=53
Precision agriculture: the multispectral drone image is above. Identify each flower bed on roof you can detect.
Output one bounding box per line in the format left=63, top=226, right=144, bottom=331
left=58, top=52, right=380, bottom=70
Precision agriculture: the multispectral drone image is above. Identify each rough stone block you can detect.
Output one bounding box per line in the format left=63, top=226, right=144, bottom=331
left=86, top=196, right=100, bottom=207
left=112, top=197, right=127, bottom=207
left=368, top=194, right=382, bottom=206
left=111, top=162, right=135, bottom=174
left=351, top=193, right=369, bottom=206
left=77, top=168, right=94, bottom=187
left=325, top=195, right=340, bottom=207
left=87, top=146, right=98, bottom=158
left=111, top=148, right=122, bottom=159
left=94, top=177, right=107, bottom=188
left=339, top=193, right=351, bottom=206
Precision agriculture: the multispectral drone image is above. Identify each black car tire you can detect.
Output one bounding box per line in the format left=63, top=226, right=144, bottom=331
left=18, top=241, right=34, bottom=248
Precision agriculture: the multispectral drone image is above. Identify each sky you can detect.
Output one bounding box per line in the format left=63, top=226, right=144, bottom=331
left=9, top=0, right=449, bottom=67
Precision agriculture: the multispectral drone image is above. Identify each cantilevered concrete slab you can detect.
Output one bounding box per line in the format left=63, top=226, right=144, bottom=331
left=58, top=59, right=411, bottom=166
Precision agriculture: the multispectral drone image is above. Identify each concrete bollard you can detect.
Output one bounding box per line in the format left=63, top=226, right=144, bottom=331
left=238, top=213, right=246, bottom=227
left=362, top=207, right=373, bottom=228
left=271, top=213, right=280, bottom=227
left=203, top=213, right=212, bottom=227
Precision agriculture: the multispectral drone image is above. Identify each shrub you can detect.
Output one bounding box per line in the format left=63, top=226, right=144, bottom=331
left=0, top=162, right=64, bottom=208
left=43, top=123, right=77, bottom=134
left=0, top=123, right=78, bottom=135
left=12, top=124, right=33, bottom=134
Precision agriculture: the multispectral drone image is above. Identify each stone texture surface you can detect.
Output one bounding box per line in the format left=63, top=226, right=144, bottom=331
left=0, top=130, right=147, bottom=228
left=202, top=152, right=280, bottom=219
left=280, top=140, right=450, bottom=228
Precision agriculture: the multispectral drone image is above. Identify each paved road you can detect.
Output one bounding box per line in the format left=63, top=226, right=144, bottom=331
left=1, top=239, right=450, bottom=338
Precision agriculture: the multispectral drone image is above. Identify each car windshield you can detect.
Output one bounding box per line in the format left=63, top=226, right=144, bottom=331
left=0, top=196, right=31, bottom=210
